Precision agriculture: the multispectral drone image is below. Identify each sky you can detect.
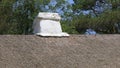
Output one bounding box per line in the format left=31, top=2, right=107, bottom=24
left=50, top=0, right=74, bottom=5
left=68, top=0, right=74, bottom=4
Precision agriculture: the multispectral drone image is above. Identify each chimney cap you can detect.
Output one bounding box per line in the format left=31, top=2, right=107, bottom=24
left=37, top=12, right=61, bottom=20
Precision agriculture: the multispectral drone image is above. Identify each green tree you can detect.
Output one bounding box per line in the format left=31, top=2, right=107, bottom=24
left=69, top=0, right=120, bottom=34
left=73, top=0, right=96, bottom=16
left=0, top=0, right=71, bottom=34
left=73, top=0, right=96, bottom=10
left=0, top=0, right=51, bottom=34
left=0, top=0, right=15, bottom=34
left=107, top=0, right=120, bottom=9
left=12, top=0, right=39, bottom=34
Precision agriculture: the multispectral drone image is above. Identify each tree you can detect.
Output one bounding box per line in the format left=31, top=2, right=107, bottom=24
left=73, top=0, right=96, bottom=16
left=0, top=0, right=71, bottom=34
left=73, top=0, right=96, bottom=10
left=107, top=0, right=120, bottom=9
left=0, top=0, right=15, bottom=34
left=11, top=0, right=50, bottom=34
left=1, top=0, right=120, bottom=34
left=69, top=0, right=120, bottom=34
left=12, top=0, right=38, bottom=34
left=0, top=0, right=51, bottom=34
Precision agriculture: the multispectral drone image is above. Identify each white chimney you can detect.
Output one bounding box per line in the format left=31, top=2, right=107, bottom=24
left=33, top=12, right=69, bottom=37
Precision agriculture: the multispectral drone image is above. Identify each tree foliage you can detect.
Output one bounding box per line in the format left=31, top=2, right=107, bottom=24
left=0, top=0, right=50, bottom=34
left=0, top=0, right=15, bottom=34
left=65, top=0, right=120, bottom=34
left=68, top=9, right=120, bottom=34
left=0, top=0, right=120, bottom=34
left=73, top=0, right=96, bottom=10
left=107, top=0, right=120, bottom=9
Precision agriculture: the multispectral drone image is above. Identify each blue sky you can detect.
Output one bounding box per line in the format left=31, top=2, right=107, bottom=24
left=68, top=0, right=74, bottom=4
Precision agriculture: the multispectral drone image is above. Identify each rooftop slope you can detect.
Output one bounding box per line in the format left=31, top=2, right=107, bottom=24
left=0, top=35, right=120, bottom=68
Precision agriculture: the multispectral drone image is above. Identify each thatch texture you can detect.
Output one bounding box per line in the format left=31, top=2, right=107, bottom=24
left=0, top=35, right=120, bottom=68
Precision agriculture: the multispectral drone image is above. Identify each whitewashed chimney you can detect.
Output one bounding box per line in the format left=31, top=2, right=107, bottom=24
left=33, top=12, right=69, bottom=37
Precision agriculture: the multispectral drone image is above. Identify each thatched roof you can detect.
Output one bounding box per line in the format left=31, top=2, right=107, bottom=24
left=0, top=35, right=120, bottom=68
